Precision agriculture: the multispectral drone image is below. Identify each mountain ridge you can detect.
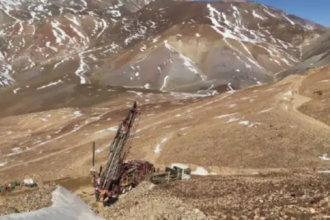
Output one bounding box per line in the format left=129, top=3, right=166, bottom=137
left=0, top=0, right=328, bottom=94
left=2, top=2, right=330, bottom=218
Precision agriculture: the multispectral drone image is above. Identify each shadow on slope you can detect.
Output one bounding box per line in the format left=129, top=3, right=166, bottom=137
left=277, top=30, right=330, bottom=79
left=0, top=82, right=162, bottom=118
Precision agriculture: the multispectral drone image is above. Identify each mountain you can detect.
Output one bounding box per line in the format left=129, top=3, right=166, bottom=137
left=3, top=1, right=330, bottom=218
left=2, top=64, right=330, bottom=190
left=277, top=30, right=330, bottom=79
left=0, top=0, right=327, bottom=93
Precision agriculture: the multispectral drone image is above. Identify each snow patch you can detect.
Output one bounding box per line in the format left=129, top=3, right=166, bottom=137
left=37, top=80, right=63, bottom=90
left=179, top=127, right=191, bottom=131
left=263, top=7, right=276, bottom=18
left=13, top=88, right=21, bottom=94
left=284, top=91, right=292, bottom=96
left=239, top=121, right=250, bottom=126
left=164, top=40, right=203, bottom=79
left=283, top=91, right=293, bottom=101
left=160, top=75, right=169, bottom=91
left=73, top=111, right=83, bottom=118
left=154, top=137, right=168, bottom=153
left=127, top=90, right=143, bottom=96
left=12, top=147, right=21, bottom=153
left=282, top=14, right=295, bottom=25
left=192, top=167, right=216, bottom=176
left=96, top=126, right=118, bottom=133
left=258, top=108, right=273, bottom=114
left=228, top=83, right=234, bottom=91
left=154, top=145, right=161, bottom=153
left=215, top=113, right=237, bottom=119
left=75, top=55, right=89, bottom=84
left=252, top=10, right=265, bottom=20
left=0, top=162, right=7, bottom=167
left=248, top=122, right=261, bottom=128
left=226, top=118, right=239, bottom=123
left=320, top=154, right=330, bottom=161
left=95, top=149, right=103, bottom=153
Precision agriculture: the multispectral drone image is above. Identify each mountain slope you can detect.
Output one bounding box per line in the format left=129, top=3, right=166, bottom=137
left=277, top=30, right=330, bottom=79
left=95, top=1, right=326, bottom=92
left=0, top=0, right=327, bottom=93
left=2, top=66, right=330, bottom=183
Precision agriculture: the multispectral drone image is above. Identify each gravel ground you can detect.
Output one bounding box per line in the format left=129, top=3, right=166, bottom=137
left=0, top=183, right=56, bottom=216
left=1, top=173, right=330, bottom=220
left=93, top=182, right=209, bottom=220
left=160, top=174, right=330, bottom=219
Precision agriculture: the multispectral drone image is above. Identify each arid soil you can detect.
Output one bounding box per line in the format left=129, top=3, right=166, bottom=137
left=162, top=173, right=330, bottom=220
left=0, top=184, right=56, bottom=215
left=1, top=0, right=330, bottom=218
left=1, top=65, right=330, bottom=218
left=2, top=173, right=330, bottom=220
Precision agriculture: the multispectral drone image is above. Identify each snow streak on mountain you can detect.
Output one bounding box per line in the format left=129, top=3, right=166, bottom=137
left=0, top=0, right=328, bottom=93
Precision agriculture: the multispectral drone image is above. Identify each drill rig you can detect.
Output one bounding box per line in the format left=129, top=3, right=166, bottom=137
left=91, top=102, right=155, bottom=203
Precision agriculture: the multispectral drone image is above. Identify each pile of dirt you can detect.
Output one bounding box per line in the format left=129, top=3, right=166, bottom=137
left=0, top=183, right=56, bottom=216
left=94, top=181, right=209, bottom=220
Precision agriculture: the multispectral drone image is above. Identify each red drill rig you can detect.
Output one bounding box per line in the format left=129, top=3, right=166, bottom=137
left=91, top=101, right=155, bottom=204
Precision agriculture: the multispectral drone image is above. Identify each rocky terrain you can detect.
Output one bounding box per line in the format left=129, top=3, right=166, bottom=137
left=1, top=0, right=330, bottom=219
left=2, top=173, right=330, bottom=219
left=74, top=174, right=330, bottom=219
left=0, top=0, right=328, bottom=92
left=164, top=173, right=330, bottom=219
left=0, top=184, right=56, bottom=216
left=277, top=30, right=330, bottom=79
left=95, top=182, right=209, bottom=220
left=1, top=65, right=330, bottom=181
left=1, top=63, right=330, bottom=218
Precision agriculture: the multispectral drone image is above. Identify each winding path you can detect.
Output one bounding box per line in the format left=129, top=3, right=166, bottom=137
left=279, top=74, right=330, bottom=130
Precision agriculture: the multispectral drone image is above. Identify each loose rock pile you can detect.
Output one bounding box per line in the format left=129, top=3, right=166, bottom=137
left=0, top=183, right=56, bottom=216
left=95, top=182, right=209, bottom=220
left=161, top=174, right=330, bottom=219
left=1, top=173, right=330, bottom=220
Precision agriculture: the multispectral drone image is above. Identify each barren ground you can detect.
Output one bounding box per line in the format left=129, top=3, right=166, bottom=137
left=1, top=66, right=330, bottom=218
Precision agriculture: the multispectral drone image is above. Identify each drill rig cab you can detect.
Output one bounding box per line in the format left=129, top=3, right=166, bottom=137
left=150, top=163, right=192, bottom=184
left=169, top=163, right=192, bottom=180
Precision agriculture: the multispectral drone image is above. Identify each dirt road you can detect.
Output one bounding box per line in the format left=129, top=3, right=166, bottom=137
left=279, top=74, right=330, bottom=131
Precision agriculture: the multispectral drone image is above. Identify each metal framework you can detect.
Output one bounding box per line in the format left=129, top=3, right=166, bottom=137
left=95, top=101, right=150, bottom=202
left=91, top=101, right=190, bottom=204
